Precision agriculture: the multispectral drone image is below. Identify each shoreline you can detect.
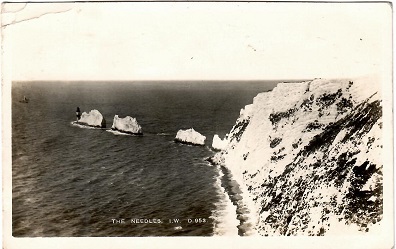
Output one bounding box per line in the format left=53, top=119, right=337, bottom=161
left=207, top=153, right=259, bottom=236
left=110, top=127, right=143, bottom=136
left=173, top=139, right=205, bottom=146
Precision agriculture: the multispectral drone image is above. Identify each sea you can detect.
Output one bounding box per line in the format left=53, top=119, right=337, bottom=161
left=11, top=81, right=278, bottom=237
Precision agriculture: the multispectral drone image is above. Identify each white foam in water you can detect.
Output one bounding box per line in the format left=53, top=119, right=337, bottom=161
left=210, top=165, right=239, bottom=236
left=70, top=121, right=97, bottom=129
left=106, top=129, right=131, bottom=136
left=225, top=173, right=259, bottom=237
left=156, top=132, right=172, bottom=136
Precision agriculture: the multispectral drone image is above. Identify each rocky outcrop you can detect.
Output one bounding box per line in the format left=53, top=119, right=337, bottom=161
left=210, top=78, right=383, bottom=236
left=212, top=134, right=228, bottom=151
left=77, top=109, right=106, bottom=128
left=111, top=115, right=143, bottom=135
left=175, top=128, right=206, bottom=146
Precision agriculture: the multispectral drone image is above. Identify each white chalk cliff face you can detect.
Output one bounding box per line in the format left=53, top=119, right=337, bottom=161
left=211, top=78, right=383, bottom=236
left=111, top=115, right=143, bottom=135
left=175, top=128, right=206, bottom=146
left=78, top=110, right=106, bottom=128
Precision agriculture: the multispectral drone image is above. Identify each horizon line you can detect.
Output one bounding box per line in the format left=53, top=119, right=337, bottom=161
left=13, top=78, right=316, bottom=83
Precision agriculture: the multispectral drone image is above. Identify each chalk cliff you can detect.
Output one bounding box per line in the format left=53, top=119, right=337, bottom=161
left=78, top=109, right=106, bottom=128
left=212, top=134, right=228, bottom=151
left=175, top=128, right=206, bottom=146
left=211, top=78, right=383, bottom=236
left=111, top=115, right=143, bottom=135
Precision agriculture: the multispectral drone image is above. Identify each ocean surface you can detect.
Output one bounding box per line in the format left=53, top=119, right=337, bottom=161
left=12, top=81, right=278, bottom=237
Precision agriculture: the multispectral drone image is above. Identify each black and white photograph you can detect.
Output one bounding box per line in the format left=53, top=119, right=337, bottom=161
left=1, top=2, right=393, bottom=249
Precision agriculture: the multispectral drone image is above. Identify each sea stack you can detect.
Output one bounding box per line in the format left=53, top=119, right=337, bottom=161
left=77, top=109, right=106, bottom=128
left=111, top=115, right=143, bottom=135
left=212, top=134, right=228, bottom=151
left=175, top=128, right=206, bottom=146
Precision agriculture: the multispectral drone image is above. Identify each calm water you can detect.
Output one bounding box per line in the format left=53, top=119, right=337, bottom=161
left=12, top=81, right=277, bottom=236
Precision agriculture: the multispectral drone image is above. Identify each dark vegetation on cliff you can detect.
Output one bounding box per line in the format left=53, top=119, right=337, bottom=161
left=254, top=96, right=382, bottom=235
left=211, top=80, right=382, bottom=236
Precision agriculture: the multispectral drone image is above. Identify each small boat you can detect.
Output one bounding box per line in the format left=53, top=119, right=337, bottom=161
left=19, top=96, right=29, bottom=103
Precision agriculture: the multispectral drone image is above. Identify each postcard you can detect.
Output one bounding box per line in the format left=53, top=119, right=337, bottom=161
left=2, top=2, right=393, bottom=249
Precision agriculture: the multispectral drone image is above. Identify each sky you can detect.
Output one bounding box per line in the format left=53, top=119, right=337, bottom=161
left=2, top=2, right=392, bottom=81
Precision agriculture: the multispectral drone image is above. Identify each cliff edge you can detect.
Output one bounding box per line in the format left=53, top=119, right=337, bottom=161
left=211, top=78, right=383, bottom=236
